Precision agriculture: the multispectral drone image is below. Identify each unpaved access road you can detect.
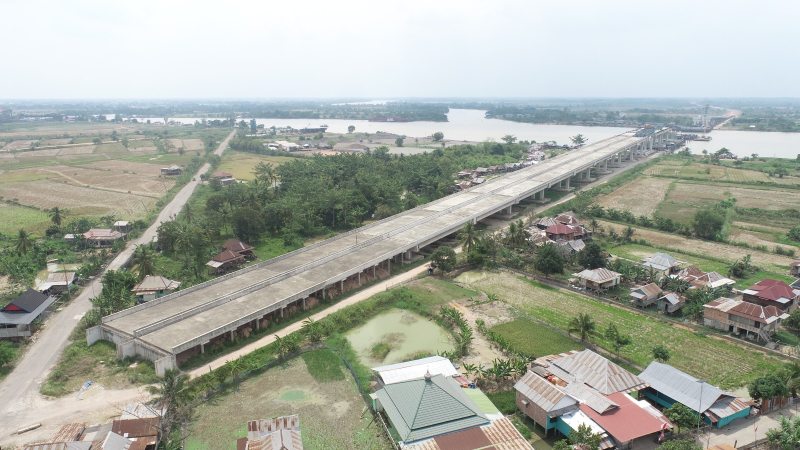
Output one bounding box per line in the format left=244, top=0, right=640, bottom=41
left=0, top=129, right=236, bottom=448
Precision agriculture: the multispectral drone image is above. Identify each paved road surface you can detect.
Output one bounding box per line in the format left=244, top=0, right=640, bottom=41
left=0, top=129, right=235, bottom=444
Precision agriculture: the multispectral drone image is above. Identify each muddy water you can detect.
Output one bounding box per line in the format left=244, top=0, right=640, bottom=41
left=454, top=270, right=491, bottom=284
left=346, top=309, right=454, bottom=367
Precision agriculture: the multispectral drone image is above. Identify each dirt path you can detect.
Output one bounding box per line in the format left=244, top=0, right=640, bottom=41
left=0, top=129, right=236, bottom=448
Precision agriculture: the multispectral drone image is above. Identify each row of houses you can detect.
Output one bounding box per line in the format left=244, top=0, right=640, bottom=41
left=514, top=349, right=753, bottom=449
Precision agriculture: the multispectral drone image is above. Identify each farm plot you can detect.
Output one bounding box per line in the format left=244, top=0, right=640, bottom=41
left=596, top=219, right=793, bottom=269
left=217, top=152, right=295, bottom=181
left=165, top=138, right=205, bottom=153
left=724, top=167, right=773, bottom=183
left=668, top=181, right=800, bottom=211
left=94, top=143, right=128, bottom=154
left=15, top=148, right=62, bottom=158
left=642, top=162, right=682, bottom=176
left=0, top=180, right=158, bottom=220
left=40, top=138, right=72, bottom=146
left=58, top=145, right=97, bottom=155
left=1, top=140, right=37, bottom=151
left=35, top=165, right=174, bottom=197
left=0, top=203, right=51, bottom=236
left=185, top=355, right=387, bottom=450
left=81, top=160, right=167, bottom=177
left=490, top=318, right=583, bottom=357
left=728, top=226, right=794, bottom=252
left=594, top=176, right=672, bottom=217
left=472, top=272, right=784, bottom=389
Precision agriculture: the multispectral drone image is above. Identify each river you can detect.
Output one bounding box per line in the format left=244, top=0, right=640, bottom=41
left=127, top=109, right=800, bottom=159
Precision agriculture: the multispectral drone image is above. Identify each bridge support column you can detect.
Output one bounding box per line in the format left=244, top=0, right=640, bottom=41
left=373, top=266, right=376, bottom=278
left=231, top=330, right=235, bottom=341
left=564, top=178, right=570, bottom=189
left=604, top=159, right=608, bottom=171
left=358, top=272, right=361, bottom=285
left=201, top=343, right=205, bottom=354
left=302, top=298, right=306, bottom=309
left=281, top=306, right=284, bottom=317
left=537, top=190, right=545, bottom=200
left=323, top=289, right=326, bottom=300
left=340, top=279, right=344, bottom=292
left=256, top=318, right=260, bottom=330
left=506, top=205, right=512, bottom=214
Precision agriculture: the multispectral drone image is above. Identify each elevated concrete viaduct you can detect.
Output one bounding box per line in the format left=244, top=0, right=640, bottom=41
left=88, top=127, right=675, bottom=375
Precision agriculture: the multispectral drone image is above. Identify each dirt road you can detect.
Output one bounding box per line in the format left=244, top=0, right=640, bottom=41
left=0, top=129, right=236, bottom=447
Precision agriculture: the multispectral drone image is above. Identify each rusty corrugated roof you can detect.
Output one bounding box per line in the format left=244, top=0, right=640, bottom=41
left=48, top=423, right=85, bottom=443
left=111, top=418, right=159, bottom=438
left=514, top=371, right=578, bottom=413
left=550, top=350, right=648, bottom=395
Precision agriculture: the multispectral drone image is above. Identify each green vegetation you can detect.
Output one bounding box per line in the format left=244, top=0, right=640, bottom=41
left=41, top=340, right=159, bottom=397
left=370, top=342, right=391, bottom=361
left=485, top=389, right=517, bottom=415
left=300, top=349, right=346, bottom=382
left=490, top=319, right=583, bottom=357
left=473, top=273, right=785, bottom=388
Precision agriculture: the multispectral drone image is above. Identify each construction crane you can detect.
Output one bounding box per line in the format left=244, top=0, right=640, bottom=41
left=697, top=104, right=712, bottom=141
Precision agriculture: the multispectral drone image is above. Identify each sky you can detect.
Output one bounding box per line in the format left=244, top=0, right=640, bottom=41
left=0, top=0, right=798, bottom=99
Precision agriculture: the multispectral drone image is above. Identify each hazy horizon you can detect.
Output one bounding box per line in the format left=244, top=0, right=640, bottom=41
left=1, top=0, right=798, bottom=99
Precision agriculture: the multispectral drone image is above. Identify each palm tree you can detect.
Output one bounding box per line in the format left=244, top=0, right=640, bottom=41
left=568, top=313, right=597, bottom=341
left=15, top=229, right=34, bottom=259
left=48, top=206, right=66, bottom=228
left=174, top=224, right=194, bottom=267
left=146, top=369, right=190, bottom=449
left=132, top=244, right=157, bottom=279
left=589, top=219, right=599, bottom=233
left=457, top=222, right=477, bottom=254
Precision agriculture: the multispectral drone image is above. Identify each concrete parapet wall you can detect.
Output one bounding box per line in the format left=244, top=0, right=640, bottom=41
left=155, top=355, right=176, bottom=377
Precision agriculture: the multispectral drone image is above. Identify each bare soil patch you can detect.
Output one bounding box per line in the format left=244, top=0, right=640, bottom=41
left=451, top=301, right=510, bottom=367
left=597, top=219, right=794, bottom=267
left=595, top=176, right=672, bottom=217
left=16, top=148, right=61, bottom=158
left=40, top=138, right=72, bottom=146
left=33, top=165, right=174, bottom=197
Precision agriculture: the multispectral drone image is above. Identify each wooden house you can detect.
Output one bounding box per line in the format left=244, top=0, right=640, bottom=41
left=742, top=279, right=800, bottom=313
left=575, top=269, right=621, bottom=292
left=160, top=165, right=182, bottom=176
left=704, top=297, right=789, bottom=342
left=83, top=228, right=124, bottom=247
left=657, top=292, right=685, bottom=314
left=629, top=283, right=662, bottom=308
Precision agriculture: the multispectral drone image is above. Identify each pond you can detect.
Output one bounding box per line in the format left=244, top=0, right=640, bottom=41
left=454, top=270, right=491, bottom=284
left=345, top=309, right=454, bottom=367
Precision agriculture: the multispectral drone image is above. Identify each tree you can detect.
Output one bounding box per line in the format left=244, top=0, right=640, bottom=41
left=146, top=369, right=192, bottom=450
left=783, top=309, right=800, bottom=330
left=347, top=125, right=355, bottom=133
left=579, top=242, right=606, bottom=270
left=48, top=206, right=66, bottom=228
left=787, top=227, right=800, bottom=243
left=652, top=344, right=671, bottom=362
left=558, top=423, right=602, bottom=450
left=15, top=229, right=34, bottom=257
left=432, top=131, right=444, bottom=142
left=395, top=137, right=404, bottom=147
left=568, top=313, right=596, bottom=341
left=623, top=225, right=635, bottom=242
left=604, top=323, right=632, bottom=357
left=457, top=222, right=477, bottom=255
left=570, top=134, right=587, bottom=146
left=0, top=341, right=16, bottom=366
left=665, top=403, right=698, bottom=433
left=658, top=439, right=703, bottom=450
left=501, top=134, right=517, bottom=145
left=691, top=208, right=724, bottom=240
left=301, top=317, right=324, bottom=343
left=209, top=176, right=222, bottom=191
left=430, top=245, right=457, bottom=274
left=766, top=415, right=800, bottom=450
left=132, top=244, right=157, bottom=279
left=534, top=243, right=564, bottom=277
left=749, top=374, right=788, bottom=402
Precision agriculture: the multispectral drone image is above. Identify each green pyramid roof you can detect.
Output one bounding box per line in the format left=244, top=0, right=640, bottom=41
left=375, top=373, right=489, bottom=443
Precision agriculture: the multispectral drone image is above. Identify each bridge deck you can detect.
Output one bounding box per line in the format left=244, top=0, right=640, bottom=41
left=102, top=130, right=657, bottom=356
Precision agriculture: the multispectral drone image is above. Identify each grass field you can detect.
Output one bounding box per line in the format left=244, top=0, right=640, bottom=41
left=472, top=272, right=785, bottom=389
left=490, top=318, right=584, bottom=357
left=216, top=151, right=296, bottom=181
left=185, top=355, right=387, bottom=450
left=0, top=203, right=51, bottom=236
left=596, top=219, right=794, bottom=272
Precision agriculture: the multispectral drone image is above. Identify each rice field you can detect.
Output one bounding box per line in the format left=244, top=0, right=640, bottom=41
left=594, top=176, right=672, bottom=217
left=490, top=318, right=584, bottom=357
left=58, top=145, right=97, bottom=155
left=216, top=152, right=296, bottom=181
left=27, top=165, right=174, bottom=197
left=472, top=272, right=785, bottom=389
left=0, top=203, right=51, bottom=236
left=1, top=140, right=37, bottom=151
left=668, top=181, right=800, bottom=211
left=0, top=180, right=158, bottom=220
left=166, top=138, right=205, bottom=152
left=81, top=160, right=168, bottom=177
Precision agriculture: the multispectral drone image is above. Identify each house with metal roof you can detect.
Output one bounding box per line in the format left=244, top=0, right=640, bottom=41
left=517, top=350, right=671, bottom=448
left=791, top=260, right=800, bottom=277
left=575, top=269, right=621, bottom=292
left=704, top=297, right=788, bottom=342
left=1, top=289, right=58, bottom=338
left=674, top=266, right=734, bottom=290
left=373, top=372, right=490, bottom=445
left=132, top=275, right=181, bottom=303
left=23, top=443, right=93, bottom=450
left=742, top=278, right=800, bottom=313
left=402, top=416, right=532, bottom=450
left=38, top=272, right=76, bottom=295
left=236, top=415, right=303, bottom=450
left=83, top=228, right=125, bottom=248
left=222, top=238, right=255, bottom=260
left=372, top=355, right=460, bottom=387
left=639, top=361, right=752, bottom=428
left=641, top=253, right=682, bottom=279
left=629, top=283, right=663, bottom=308
left=657, top=292, right=685, bottom=314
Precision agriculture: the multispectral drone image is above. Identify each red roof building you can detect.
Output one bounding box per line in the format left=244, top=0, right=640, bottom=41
left=742, top=279, right=800, bottom=312
left=579, top=392, right=672, bottom=446
left=545, top=224, right=577, bottom=241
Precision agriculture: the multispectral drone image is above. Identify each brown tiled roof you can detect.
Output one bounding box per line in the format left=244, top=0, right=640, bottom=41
left=635, top=283, right=662, bottom=298
left=212, top=249, right=245, bottom=263
left=212, top=171, right=233, bottom=178
left=434, top=426, right=491, bottom=450
left=545, top=224, right=577, bottom=235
